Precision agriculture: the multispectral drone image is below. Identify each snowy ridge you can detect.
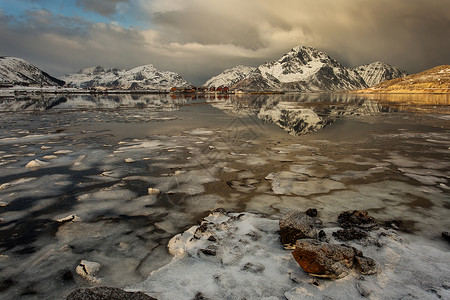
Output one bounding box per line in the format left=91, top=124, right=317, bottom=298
left=204, top=65, right=256, bottom=88
left=0, top=56, right=64, bottom=86
left=231, top=46, right=368, bottom=92
left=354, top=62, right=408, bottom=87
left=64, top=64, right=191, bottom=91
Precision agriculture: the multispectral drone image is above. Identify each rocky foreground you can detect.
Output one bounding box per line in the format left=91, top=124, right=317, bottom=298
left=67, top=209, right=450, bottom=300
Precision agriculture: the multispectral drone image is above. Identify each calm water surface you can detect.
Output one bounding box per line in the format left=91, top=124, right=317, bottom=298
left=0, top=93, right=448, bottom=299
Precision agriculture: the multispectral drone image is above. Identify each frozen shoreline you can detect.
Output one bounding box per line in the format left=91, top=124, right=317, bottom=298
left=125, top=210, right=450, bottom=300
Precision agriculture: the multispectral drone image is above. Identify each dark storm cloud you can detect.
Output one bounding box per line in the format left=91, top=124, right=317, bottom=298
left=0, top=0, right=448, bottom=85
left=75, top=0, right=129, bottom=16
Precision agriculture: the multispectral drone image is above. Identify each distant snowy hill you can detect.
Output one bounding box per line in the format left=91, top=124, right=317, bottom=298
left=64, top=65, right=191, bottom=91
left=356, top=65, right=450, bottom=94
left=231, top=46, right=368, bottom=92
left=204, top=46, right=407, bottom=92
left=0, top=56, right=64, bottom=86
left=353, top=62, right=407, bottom=87
left=204, top=65, right=256, bottom=88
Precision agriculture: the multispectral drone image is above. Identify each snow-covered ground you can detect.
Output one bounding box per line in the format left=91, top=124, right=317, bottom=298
left=0, top=93, right=448, bottom=299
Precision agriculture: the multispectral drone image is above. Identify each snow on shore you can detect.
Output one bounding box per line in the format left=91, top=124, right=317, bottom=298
left=129, top=211, right=450, bottom=300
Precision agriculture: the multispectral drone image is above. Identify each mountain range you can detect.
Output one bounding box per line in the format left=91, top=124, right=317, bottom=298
left=0, top=46, right=426, bottom=93
left=63, top=65, right=191, bottom=91
left=204, top=46, right=408, bottom=92
left=0, top=56, right=65, bottom=87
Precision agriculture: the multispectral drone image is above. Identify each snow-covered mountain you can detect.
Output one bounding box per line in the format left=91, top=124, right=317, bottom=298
left=204, top=65, right=256, bottom=88
left=353, top=62, right=407, bottom=87
left=0, top=56, right=64, bottom=86
left=231, top=46, right=368, bottom=92
left=64, top=64, right=191, bottom=91
left=357, top=65, right=450, bottom=94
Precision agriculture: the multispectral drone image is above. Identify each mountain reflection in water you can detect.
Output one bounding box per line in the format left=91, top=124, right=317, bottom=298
left=1, top=93, right=448, bottom=134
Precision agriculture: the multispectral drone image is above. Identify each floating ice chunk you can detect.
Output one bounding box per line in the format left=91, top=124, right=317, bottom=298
left=76, top=260, right=101, bottom=283
left=402, top=173, right=447, bottom=185
left=42, top=155, right=58, bottom=160
left=72, top=155, right=87, bottom=167
left=0, top=177, right=36, bottom=189
left=118, top=141, right=162, bottom=151
left=56, top=214, right=81, bottom=223
left=385, top=152, right=420, bottom=168
left=187, top=128, right=215, bottom=135
left=148, top=188, right=161, bottom=195
left=54, top=150, right=73, bottom=155
left=25, top=159, right=50, bottom=168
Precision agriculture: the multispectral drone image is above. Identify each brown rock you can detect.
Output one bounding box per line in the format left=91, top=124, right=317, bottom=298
left=292, top=239, right=356, bottom=279
left=292, top=239, right=380, bottom=279
left=279, top=211, right=321, bottom=245
left=66, top=287, right=156, bottom=300
left=337, top=210, right=378, bottom=230
left=332, top=227, right=368, bottom=241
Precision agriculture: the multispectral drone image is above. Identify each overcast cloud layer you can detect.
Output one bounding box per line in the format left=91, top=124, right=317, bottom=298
left=0, top=0, right=449, bottom=85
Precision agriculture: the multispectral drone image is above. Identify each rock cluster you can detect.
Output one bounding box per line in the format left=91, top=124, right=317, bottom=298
left=280, top=209, right=380, bottom=279
left=66, top=287, right=156, bottom=300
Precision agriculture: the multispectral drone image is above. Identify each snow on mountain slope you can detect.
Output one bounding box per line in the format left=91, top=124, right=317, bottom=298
left=0, top=56, right=64, bottom=86
left=232, top=46, right=367, bottom=92
left=204, top=65, right=256, bottom=88
left=354, top=62, right=408, bottom=87
left=357, top=65, right=450, bottom=94
left=64, top=64, right=191, bottom=91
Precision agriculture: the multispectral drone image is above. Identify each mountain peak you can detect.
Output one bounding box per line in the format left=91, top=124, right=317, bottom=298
left=354, top=62, right=408, bottom=87
left=65, top=63, right=190, bottom=91
left=204, top=65, right=256, bottom=87
left=0, top=56, right=64, bottom=86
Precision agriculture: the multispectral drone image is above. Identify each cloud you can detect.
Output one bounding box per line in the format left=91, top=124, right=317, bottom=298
left=0, top=0, right=449, bottom=85
left=76, top=0, right=130, bottom=16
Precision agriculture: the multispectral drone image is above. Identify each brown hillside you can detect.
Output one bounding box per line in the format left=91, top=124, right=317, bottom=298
left=355, top=65, right=450, bottom=94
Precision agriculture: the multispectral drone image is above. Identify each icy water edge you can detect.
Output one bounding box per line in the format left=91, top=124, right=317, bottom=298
left=0, top=93, right=449, bottom=299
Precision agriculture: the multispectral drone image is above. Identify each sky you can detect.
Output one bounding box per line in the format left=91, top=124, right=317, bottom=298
left=0, top=0, right=449, bottom=85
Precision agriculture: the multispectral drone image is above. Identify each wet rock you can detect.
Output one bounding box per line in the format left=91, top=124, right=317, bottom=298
left=332, top=228, right=368, bottom=241
left=305, top=208, right=318, bottom=218
left=442, top=232, right=450, bottom=242
left=75, top=260, right=101, bottom=283
left=279, top=210, right=322, bottom=245
left=318, top=230, right=327, bottom=241
left=292, top=239, right=380, bottom=279
left=199, top=246, right=217, bottom=256
left=62, top=270, right=74, bottom=282
left=66, top=286, right=156, bottom=300
left=292, top=239, right=355, bottom=279
left=25, top=159, right=49, bottom=168
left=354, top=256, right=381, bottom=275
left=337, top=210, right=378, bottom=230
left=384, top=219, right=402, bottom=230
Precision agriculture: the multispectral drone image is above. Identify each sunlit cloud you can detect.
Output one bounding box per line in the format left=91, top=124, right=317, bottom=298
left=0, top=0, right=448, bottom=84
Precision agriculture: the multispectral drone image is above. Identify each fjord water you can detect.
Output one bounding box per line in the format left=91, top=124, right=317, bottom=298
left=0, top=93, right=448, bottom=299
